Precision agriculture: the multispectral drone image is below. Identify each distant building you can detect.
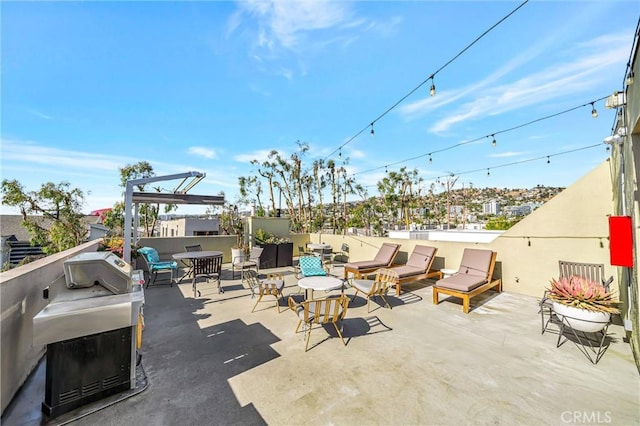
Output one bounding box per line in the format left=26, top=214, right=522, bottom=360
left=483, top=200, right=500, bottom=215
left=507, top=203, right=538, bottom=217
left=159, top=217, right=220, bottom=237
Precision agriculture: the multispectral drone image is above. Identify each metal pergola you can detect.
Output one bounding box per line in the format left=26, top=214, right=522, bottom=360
left=123, top=171, right=225, bottom=263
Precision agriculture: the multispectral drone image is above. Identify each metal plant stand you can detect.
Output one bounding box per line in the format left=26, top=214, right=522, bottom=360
left=556, top=315, right=611, bottom=365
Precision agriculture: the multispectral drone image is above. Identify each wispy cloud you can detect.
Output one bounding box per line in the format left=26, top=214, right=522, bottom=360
left=234, top=149, right=278, bottom=164
left=188, top=146, right=217, bottom=159
left=24, top=107, right=52, bottom=120
left=488, top=151, right=526, bottom=158
left=399, top=31, right=630, bottom=134
left=237, top=0, right=354, bottom=50
left=1, top=138, right=131, bottom=171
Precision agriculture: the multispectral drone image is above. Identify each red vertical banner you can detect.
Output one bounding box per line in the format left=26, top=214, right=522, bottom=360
left=609, top=216, right=633, bottom=267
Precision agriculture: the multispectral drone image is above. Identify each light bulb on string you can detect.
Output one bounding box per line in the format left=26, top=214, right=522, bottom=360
left=338, top=148, right=342, bottom=159
left=491, top=135, right=496, bottom=147
left=627, top=71, right=635, bottom=86
left=487, top=168, right=491, bottom=177
left=429, top=77, right=436, bottom=97
left=547, top=156, right=550, bottom=164
left=370, top=123, right=375, bottom=137
left=429, top=154, right=432, bottom=164
left=385, top=166, right=388, bottom=173
left=591, top=102, right=598, bottom=118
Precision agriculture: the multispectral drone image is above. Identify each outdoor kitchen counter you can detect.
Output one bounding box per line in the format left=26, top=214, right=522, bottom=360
left=33, top=276, right=144, bottom=345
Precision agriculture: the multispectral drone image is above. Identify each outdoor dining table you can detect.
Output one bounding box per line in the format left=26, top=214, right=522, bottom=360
left=307, top=243, right=333, bottom=266
left=172, top=251, right=223, bottom=285
left=298, top=275, right=345, bottom=300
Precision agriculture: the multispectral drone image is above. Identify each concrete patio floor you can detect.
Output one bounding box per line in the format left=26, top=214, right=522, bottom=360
left=4, top=264, right=640, bottom=425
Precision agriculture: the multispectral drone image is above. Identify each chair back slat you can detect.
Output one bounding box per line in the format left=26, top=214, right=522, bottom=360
left=558, top=260, right=610, bottom=289
left=185, top=245, right=202, bottom=252
left=194, top=255, right=222, bottom=276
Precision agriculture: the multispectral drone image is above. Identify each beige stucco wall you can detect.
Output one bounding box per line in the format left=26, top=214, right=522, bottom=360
left=316, top=160, right=615, bottom=298
left=492, top=160, right=614, bottom=297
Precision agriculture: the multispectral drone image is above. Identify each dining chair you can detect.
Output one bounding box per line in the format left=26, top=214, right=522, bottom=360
left=351, top=268, right=399, bottom=312
left=287, top=294, right=350, bottom=351
left=232, top=247, right=264, bottom=280
left=243, top=270, right=285, bottom=313
left=192, top=254, right=223, bottom=297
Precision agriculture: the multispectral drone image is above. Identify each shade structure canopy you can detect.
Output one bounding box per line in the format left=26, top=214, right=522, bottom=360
left=123, top=171, right=225, bottom=263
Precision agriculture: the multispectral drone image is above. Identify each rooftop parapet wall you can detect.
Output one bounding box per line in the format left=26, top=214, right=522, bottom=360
left=0, top=240, right=101, bottom=414
left=316, top=160, right=614, bottom=299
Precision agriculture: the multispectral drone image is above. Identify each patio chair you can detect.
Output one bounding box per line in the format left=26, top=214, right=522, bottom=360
left=287, top=294, right=350, bottom=351
left=388, top=245, right=442, bottom=296
left=331, top=243, right=350, bottom=264
left=343, top=243, right=401, bottom=279
left=244, top=270, right=285, bottom=313
left=298, top=245, right=313, bottom=256
left=138, top=246, right=178, bottom=288
left=192, top=254, right=223, bottom=297
left=179, top=244, right=203, bottom=281
left=540, top=260, right=613, bottom=334
left=432, top=248, right=501, bottom=313
left=298, top=256, right=329, bottom=278
left=232, top=247, right=263, bottom=280
left=351, top=268, right=399, bottom=313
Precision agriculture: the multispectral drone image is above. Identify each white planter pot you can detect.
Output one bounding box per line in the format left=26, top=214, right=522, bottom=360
left=552, top=302, right=610, bottom=333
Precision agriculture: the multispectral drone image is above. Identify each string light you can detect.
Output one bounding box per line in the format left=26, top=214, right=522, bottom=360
left=370, top=123, right=375, bottom=137
left=338, top=148, right=342, bottom=159
left=591, top=102, right=598, bottom=118
left=429, top=154, right=433, bottom=164
left=322, top=0, right=529, bottom=161
left=487, top=168, right=491, bottom=177
left=627, top=70, right=635, bottom=86
left=547, top=156, right=550, bottom=164
left=353, top=96, right=608, bottom=177
left=385, top=166, right=388, bottom=173
left=491, top=135, right=497, bottom=147
left=429, top=77, right=436, bottom=97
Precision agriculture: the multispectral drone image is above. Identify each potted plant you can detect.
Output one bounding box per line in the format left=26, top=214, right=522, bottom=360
left=254, top=228, right=293, bottom=268
left=547, top=275, right=619, bottom=333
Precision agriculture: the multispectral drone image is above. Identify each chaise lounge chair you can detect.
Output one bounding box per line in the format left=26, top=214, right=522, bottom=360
left=389, top=245, right=442, bottom=296
left=432, top=248, right=501, bottom=313
left=343, top=243, right=401, bottom=279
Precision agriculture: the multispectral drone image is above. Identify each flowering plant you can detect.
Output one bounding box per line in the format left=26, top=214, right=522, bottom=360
left=98, top=237, right=140, bottom=259
left=254, top=228, right=291, bottom=245
left=547, top=275, right=619, bottom=314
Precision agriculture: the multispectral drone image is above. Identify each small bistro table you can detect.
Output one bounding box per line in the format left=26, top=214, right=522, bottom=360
left=298, top=275, right=344, bottom=300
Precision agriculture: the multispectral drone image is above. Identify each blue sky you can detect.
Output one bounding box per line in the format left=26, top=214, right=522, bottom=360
left=2, top=1, right=638, bottom=215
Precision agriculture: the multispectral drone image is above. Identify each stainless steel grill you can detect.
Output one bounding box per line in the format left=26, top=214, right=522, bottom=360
left=33, top=251, right=145, bottom=418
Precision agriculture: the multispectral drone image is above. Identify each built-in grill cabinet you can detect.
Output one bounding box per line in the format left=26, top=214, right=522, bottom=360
left=33, top=252, right=145, bottom=419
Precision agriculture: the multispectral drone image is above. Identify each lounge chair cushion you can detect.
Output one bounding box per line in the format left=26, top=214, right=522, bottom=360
left=344, top=243, right=401, bottom=272
left=457, top=248, right=494, bottom=278
left=344, top=260, right=387, bottom=271
left=390, top=265, right=424, bottom=279
left=374, top=243, right=400, bottom=264
left=436, top=273, right=487, bottom=292
left=406, top=245, right=436, bottom=269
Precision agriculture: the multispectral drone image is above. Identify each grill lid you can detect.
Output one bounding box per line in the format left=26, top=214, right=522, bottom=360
left=64, top=252, right=132, bottom=294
